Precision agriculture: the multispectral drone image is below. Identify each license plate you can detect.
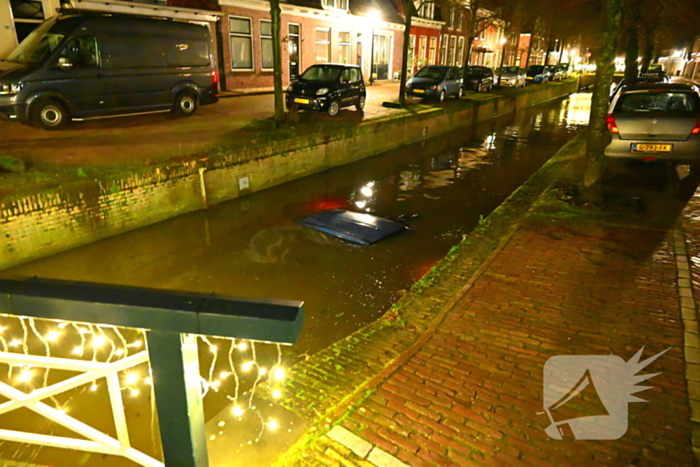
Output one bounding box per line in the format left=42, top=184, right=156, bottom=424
left=413, top=89, right=425, bottom=94
left=500, top=79, right=508, bottom=83
left=526, top=77, right=533, bottom=80
left=632, top=143, right=672, bottom=153
left=294, top=98, right=310, bottom=104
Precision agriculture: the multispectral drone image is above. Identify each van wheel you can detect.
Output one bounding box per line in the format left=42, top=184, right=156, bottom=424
left=173, top=91, right=198, bottom=117
left=328, top=100, right=340, bottom=116
left=355, top=95, right=365, bottom=111
left=32, top=99, right=68, bottom=130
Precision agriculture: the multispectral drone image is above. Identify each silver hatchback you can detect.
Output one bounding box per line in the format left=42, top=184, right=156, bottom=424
left=604, top=83, right=700, bottom=163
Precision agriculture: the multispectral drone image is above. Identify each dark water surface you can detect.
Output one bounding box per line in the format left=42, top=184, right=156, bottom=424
left=4, top=93, right=591, bottom=356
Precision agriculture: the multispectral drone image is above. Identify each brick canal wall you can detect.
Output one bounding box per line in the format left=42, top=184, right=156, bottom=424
left=0, top=79, right=581, bottom=270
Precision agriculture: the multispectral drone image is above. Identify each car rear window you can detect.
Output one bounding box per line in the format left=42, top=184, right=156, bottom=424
left=616, top=92, right=700, bottom=112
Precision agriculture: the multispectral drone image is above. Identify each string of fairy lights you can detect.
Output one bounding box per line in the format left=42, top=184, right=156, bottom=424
left=0, top=313, right=289, bottom=456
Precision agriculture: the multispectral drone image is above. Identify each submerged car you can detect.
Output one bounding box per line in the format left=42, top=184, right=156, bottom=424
left=462, top=66, right=494, bottom=92
left=406, top=65, right=462, bottom=102
left=604, top=83, right=700, bottom=163
left=497, top=66, right=526, bottom=88
left=286, top=64, right=365, bottom=116
left=525, top=65, right=550, bottom=84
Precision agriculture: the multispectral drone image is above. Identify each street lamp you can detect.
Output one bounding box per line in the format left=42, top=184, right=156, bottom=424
left=367, top=10, right=381, bottom=84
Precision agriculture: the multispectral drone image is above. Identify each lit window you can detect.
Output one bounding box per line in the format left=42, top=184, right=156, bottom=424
left=315, top=28, right=330, bottom=63
left=260, top=20, right=273, bottom=70
left=339, top=31, right=351, bottom=64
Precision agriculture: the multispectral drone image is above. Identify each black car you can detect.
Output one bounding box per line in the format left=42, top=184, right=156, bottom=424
left=462, top=66, right=494, bottom=92
left=525, top=65, right=550, bottom=84
left=286, top=64, right=365, bottom=116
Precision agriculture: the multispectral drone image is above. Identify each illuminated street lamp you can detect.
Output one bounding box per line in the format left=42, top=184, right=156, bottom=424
left=366, top=10, right=381, bottom=84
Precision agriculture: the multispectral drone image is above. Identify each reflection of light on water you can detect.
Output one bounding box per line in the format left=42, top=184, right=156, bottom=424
left=352, top=180, right=377, bottom=211
left=483, top=133, right=497, bottom=150
left=562, top=92, right=592, bottom=127
left=456, top=146, right=493, bottom=172
left=398, top=170, right=420, bottom=192
left=533, top=113, right=543, bottom=131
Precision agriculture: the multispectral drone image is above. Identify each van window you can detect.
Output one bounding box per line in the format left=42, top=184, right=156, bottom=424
left=101, top=36, right=166, bottom=68
left=6, top=18, right=64, bottom=65
left=164, top=39, right=209, bottom=67
left=58, top=36, right=99, bottom=67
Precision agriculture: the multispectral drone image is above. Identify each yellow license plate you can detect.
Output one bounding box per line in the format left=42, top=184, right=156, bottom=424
left=526, top=77, right=533, bottom=80
left=632, top=143, right=672, bottom=153
left=500, top=79, right=508, bottom=82
left=413, top=89, right=425, bottom=93
left=294, top=98, right=310, bottom=104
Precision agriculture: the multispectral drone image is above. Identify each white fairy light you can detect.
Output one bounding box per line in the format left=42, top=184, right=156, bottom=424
left=128, top=340, right=143, bottom=348
left=241, top=361, right=255, bottom=372
left=219, top=371, right=230, bottom=379
left=125, top=373, right=139, bottom=385
left=9, top=339, right=21, bottom=347
left=232, top=405, right=245, bottom=417
left=130, top=389, right=139, bottom=397
left=272, top=367, right=286, bottom=381
left=72, top=346, right=84, bottom=355
left=57, top=322, right=68, bottom=329
left=92, top=336, right=106, bottom=348
left=209, top=345, right=218, bottom=353
left=17, top=368, right=33, bottom=383
left=90, top=384, right=98, bottom=392
left=145, top=377, right=152, bottom=386
left=267, top=420, right=279, bottom=431
left=45, top=331, right=60, bottom=342
left=237, top=342, right=248, bottom=351
left=114, top=349, right=124, bottom=356
left=211, top=380, right=221, bottom=389
left=258, top=367, right=267, bottom=376
left=272, top=389, right=282, bottom=399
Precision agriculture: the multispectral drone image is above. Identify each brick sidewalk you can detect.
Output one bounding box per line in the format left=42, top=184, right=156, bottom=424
left=279, top=209, right=695, bottom=466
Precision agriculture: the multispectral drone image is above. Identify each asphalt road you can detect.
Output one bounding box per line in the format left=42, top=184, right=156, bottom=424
left=0, top=83, right=404, bottom=166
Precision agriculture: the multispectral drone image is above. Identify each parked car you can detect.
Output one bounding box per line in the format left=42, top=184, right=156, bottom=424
left=0, top=14, right=219, bottom=130
left=546, top=65, right=563, bottom=81
left=609, top=73, right=672, bottom=102
left=496, top=66, right=526, bottom=88
left=286, top=64, right=365, bottom=116
left=462, top=66, right=494, bottom=92
left=639, top=64, right=668, bottom=83
left=557, top=63, right=571, bottom=79
left=604, top=83, right=700, bottom=163
left=406, top=65, right=462, bottom=102
left=525, top=65, right=551, bottom=84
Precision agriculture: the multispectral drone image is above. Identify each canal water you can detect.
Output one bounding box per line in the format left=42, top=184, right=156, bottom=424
left=4, top=93, right=590, bottom=355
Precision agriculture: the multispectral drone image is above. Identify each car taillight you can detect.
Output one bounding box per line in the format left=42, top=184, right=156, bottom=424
left=211, top=70, right=219, bottom=87
left=606, top=114, right=619, bottom=133
left=691, top=119, right=700, bottom=135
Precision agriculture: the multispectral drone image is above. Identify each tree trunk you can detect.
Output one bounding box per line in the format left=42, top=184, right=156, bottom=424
left=399, top=10, right=413, bottom=106
left=557, top=38, right=565, bottom=66
left=270, top=0, right=284, bottom=123
left=463, top=35, right=475, bottom=81
left=640, top=24, right=655, bottom=73
left=623, top=28, right=638, bottom=86
left=544, top=31, right=554, bottom=66
left=582, top=0, right=621, bottom=202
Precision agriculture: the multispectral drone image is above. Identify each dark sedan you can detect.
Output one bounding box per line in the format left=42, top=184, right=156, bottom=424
left=406, top=66, right=463, bottom=102
left=462, top=66, right=494, bottom=92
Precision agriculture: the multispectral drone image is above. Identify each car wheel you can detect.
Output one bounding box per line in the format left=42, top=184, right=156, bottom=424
left=457, top=87, right=463, bottom=99
left=173, top=91, right=198, bottom=117
left=328, top=100, right=340, bottom=116
left=355, top=95, right=366, bottom=111
left=476, top=83, right=482, bottom=93
left=438, top=90, right=446, bottom=102
left=32, top=98, right=69, bottom=131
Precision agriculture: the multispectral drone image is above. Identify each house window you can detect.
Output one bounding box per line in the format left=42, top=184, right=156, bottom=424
left=448, top=7, right=454, bottom=28
left=456, top=37, right=465, bottom=66
left=416, top=1, right=434, bottom=19
left=315, top=28, right=331, bottom=63
left=448, top=36, right=456, bottom=65
left=408, top=35, right=415, bottom=65
left=339, top=31, right=351, bottom=64
left=229, top=16, right=253, bottom=70
left=429, top=37, right=437, bottom=64
left=457, top=11, right=463, bottom=30
left=260, top=20, right=273, bottom=70
left=440, top=34, right=448, bottom=65
left=322, top=0, right=348, bottom=10
left=480, top=27, right=486, bottom=40
left=419, top=36, right=427, bottom=61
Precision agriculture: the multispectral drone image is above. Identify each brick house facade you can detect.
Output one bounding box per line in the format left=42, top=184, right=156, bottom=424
left=218, top=0, right=405, bottom=92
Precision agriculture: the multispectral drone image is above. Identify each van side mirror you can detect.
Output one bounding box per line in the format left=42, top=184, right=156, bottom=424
left=58, top=57, right=74, bottom=69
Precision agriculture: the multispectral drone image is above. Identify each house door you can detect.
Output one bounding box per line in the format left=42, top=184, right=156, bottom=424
left=372, top=33, right=391, bottom=80
left=288, top=23, right=300, bottom=81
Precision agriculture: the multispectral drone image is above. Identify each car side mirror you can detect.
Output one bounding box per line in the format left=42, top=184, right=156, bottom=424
left=58, top=57, right=73, bottom=69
